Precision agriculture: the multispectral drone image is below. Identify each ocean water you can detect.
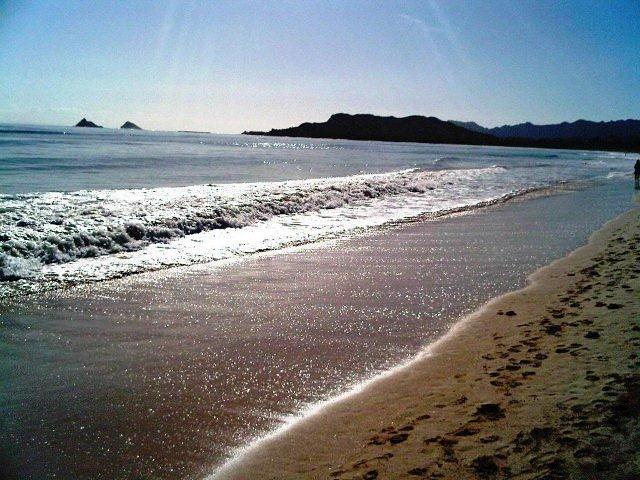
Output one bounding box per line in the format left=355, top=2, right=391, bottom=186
left=1, top=125, right=639, bottom=479
left=0, top=124, right=633, bottom=296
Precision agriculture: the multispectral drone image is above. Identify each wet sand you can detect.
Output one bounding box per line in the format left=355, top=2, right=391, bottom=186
left=216, top=207, right=640, bottom=479
left=0, top=181, right=637, bottom=479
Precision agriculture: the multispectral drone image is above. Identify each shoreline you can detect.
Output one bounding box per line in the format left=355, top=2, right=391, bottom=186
left=214, top=205, right=640, bottom=479
left=2, top=180, right=636, bottom=480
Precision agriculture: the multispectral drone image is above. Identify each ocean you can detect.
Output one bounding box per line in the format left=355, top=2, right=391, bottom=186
left=0, top=124, right=637, bottom=479
left=0, top=124, right=632, bottom=296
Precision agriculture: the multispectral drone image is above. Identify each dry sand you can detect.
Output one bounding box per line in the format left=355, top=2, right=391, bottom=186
left=217, top=207, right=640, bottom=479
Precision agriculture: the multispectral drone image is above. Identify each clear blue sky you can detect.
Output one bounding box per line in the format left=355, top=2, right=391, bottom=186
left=0, top=0, right=638, bottom=132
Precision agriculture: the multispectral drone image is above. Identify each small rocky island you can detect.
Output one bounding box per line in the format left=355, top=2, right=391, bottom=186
left=120, top=121, right=142, bottom=130
left=75, top=118, right=102, bottom=128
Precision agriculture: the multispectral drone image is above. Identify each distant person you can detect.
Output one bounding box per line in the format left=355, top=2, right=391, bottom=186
left=635, top=159, right=640, bottom=189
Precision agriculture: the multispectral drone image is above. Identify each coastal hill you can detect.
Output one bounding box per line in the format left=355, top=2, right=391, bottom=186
left=120, top=121, right=142, bottom=130
left=75, top=118, right=102, bottom=128
left=244, top=113, right=495, bottom=145
left=449, top=119, right=640, bottom=140
left=244, top=113, right=640, bottom=152
left=448, top=121, right=492, bottom=135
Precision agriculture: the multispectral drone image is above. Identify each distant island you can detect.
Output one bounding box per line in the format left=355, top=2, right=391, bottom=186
left=120, top=121, right=142, bottom=130
left=178, top=130, right=211, bottom=134
left=75, top=118, right=102, bottom=128
left=244, top=113, right=640, bottom=153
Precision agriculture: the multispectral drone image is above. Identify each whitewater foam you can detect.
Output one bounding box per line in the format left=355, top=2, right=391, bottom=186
left=1, top=167, right=526, bottom=290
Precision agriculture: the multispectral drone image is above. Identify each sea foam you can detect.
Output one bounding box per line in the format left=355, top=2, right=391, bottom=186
left=1, top=167, right=525, bottom=288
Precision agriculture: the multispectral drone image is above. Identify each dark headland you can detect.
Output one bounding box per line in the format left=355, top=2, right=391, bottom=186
left=244, top=113, right=640, bottom=153
left=75, top=118, right=102, bottom=128
left=244, top=113, right=493, bottom=146
left=120, top=121, right=142, bottom=130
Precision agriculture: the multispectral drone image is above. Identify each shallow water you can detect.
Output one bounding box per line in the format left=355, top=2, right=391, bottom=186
left=0, top=178, right=636, bottom=480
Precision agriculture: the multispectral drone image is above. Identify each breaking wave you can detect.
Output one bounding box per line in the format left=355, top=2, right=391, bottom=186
left=1, top=167, right=522, bottom=286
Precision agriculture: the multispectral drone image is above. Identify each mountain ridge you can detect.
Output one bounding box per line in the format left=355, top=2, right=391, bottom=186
left=244, top=113, right=640, bottom=153
left=449, top=118, right=640, bottom=140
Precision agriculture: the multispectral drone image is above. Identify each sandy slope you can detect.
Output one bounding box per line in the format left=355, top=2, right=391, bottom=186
left=216, top=207, right=640, bottom=479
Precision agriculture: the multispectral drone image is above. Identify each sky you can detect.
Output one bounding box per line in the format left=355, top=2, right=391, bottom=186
left=0, top=0, right=638, bottom=133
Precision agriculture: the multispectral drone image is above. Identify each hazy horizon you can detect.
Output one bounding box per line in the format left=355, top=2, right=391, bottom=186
left=1, top=0, right=638, bottom=133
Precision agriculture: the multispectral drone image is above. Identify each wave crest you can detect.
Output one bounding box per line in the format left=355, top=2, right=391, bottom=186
left=1, top=168, right=505, bottom=282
